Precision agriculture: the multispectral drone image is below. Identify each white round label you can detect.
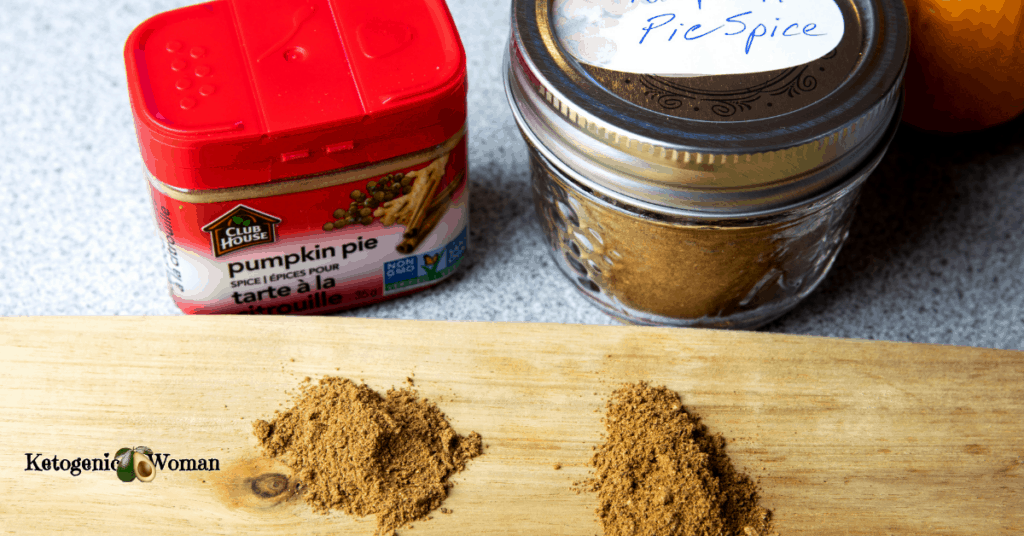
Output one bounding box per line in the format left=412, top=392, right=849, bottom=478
left=552, top=0, right=845, bottom=77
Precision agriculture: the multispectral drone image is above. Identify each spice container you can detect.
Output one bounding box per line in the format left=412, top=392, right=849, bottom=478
left=125, top=0, right=468, bottom=315
left=505, top=0, right=909, bottom=328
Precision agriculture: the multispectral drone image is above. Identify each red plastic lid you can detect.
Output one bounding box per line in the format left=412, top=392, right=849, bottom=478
left=125, top=0, right=467, bottom=190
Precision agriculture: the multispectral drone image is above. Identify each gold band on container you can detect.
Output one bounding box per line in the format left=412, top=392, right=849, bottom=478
left=148, top=126, right=466, bottom=204
left=520, top=0, right=899, bottom=188
left=520, top=64, right=898, bottom=189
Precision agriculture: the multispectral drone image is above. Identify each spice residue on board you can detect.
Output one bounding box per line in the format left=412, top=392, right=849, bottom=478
left=253, top=377, right=482, bottom=536
left=581, top=382, right=775, bottom=536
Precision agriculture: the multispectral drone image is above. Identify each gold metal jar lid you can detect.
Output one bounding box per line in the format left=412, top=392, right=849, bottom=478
left=505, top=0, right=909, bottom=214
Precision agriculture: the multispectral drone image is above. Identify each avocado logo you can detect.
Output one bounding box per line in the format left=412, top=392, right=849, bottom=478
left=114, top=446, right=157, bottom=483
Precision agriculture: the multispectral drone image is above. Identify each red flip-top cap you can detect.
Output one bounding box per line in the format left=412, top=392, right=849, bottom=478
left=125, top=0, right=467, bottom=190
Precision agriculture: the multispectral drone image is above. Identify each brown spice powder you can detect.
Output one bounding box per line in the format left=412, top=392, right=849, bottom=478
left=571, top=191, right=834, bottom=320
left=584, top=383, right=775, bottom=536
left=253, top=377, right=482, bottom=536
left=531, top=155, right=859, bottom=325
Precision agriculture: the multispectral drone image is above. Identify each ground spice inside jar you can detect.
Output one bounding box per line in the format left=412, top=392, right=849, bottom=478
left=575, top=196, right=812, bottom=320
left=253, top=377, right=482, bottom=536
left=537, top=157, right=858, bottom=326
left=583, top=382, right=775, bottom=536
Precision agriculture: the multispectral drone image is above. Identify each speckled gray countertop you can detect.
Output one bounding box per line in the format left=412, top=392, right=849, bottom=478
left=1, top=0, right=1022, bottom=350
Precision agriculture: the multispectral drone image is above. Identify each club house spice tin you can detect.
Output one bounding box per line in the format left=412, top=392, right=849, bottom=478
left=506, top=0, right=908, bottom=328
left=125, top=0, right=468, bottom=315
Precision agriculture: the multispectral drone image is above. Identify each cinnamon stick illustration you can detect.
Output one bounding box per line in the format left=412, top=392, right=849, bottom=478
left=427, top=171, right=465, bottom=213
left=397, top=204, right=447, bottom=254
left=370, top=156, right=466, bottom=253
left=395, top=171, right=466, bottom=254
left=373, top=156, right=454, bottom=229
left=403, top=155, right=448, bottom=238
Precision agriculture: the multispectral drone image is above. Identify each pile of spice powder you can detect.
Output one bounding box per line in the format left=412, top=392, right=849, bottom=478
left=583, top=382, right=775, bottom=536
left=253, top=377, right=482, bottom=536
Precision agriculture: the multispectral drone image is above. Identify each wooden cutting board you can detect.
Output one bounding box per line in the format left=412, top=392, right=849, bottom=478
left=0, top=316, right=1021, bottom=535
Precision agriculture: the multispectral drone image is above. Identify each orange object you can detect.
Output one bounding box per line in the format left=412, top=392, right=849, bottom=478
left=902, top=0, right=1024, bottom=132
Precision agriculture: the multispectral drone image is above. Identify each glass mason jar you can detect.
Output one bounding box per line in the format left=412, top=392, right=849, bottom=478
left=505, top=0, right=909, bottom=329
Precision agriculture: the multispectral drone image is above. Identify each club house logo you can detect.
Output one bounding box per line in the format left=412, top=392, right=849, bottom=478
left=24, top=446, right=221, bottom=482
left=202, top=205, right=282, bottom=257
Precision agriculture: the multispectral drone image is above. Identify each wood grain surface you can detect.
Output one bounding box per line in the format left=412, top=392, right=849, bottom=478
left=0, top=316, right=1021, bottom=535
